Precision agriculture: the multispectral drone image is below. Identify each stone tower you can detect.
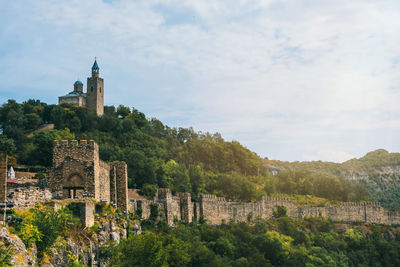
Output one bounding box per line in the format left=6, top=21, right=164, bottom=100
left=86, top=59, right=104, bottom=116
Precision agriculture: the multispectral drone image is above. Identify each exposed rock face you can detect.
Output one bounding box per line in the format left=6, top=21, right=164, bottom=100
left=0, top=227, right=36, bottom=266
left=0, top=219, right=132, bottom=267
left=343, top=172, right=369, bottom=180
left=44, top=220, right=129, bottom=267
left=343, top=166, right=400, bottom=180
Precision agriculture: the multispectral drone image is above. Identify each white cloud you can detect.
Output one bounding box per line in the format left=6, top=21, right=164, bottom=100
left=0, top=0, right=400, bottom=162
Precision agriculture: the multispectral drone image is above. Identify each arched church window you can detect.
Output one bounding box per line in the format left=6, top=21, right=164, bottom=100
left=91, top=86, right=93, bottom=92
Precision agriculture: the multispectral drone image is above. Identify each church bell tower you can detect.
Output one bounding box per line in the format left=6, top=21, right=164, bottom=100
left=86, top=59, right=104, bottom=116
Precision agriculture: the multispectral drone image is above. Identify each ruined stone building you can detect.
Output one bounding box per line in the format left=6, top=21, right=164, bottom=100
left=47, top=140, right=128, bottom=211
left=58, top=59, right=104, bottom=116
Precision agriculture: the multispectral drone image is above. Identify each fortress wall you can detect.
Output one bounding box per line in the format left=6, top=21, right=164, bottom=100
left=364, top=202, right=386, bottom=224
left=137, top=200, right=152, bottom=219
left=328, top=203, right=367, bottom=222
left=262, top=197, right=299, bottom=219
left=109, top=162, right=129, bottom=211
left=177, top=193, right=193, bottom=223
left=199, top=194, right=231, bottom=224
left=230, top=202, right=264, bottom=222
left=298, top=206, right=328, bottom=219
left=98, top=160, right=110, bottom=202
left=7, top=186, right=52, bottom=207
left=156, top=189, right=181, bottom=226
left=110, top=165, right=117, bottom=205
left=170, top=196, right=181, bottom=223
left=92, top=141, right=101, bottom=201
left=0, top=152, right=6, bottom=202
left=78, top=200, right=94, bottom=227
left=386, top=211, right=400, bottom=225
left=138, top=190, right=400, bottom=226
left=194, top=201, right=201, bottom=220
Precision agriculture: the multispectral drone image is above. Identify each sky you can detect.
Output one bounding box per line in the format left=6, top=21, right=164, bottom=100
left=0, top=0, right=400, bottom=163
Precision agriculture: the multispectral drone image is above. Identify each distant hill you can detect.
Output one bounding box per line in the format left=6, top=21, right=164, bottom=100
left=265, top=149, right=400, bottom=175
left=264, top=149, right=400, bottom=210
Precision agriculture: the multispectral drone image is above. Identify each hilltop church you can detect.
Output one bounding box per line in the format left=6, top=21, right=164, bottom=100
left=58, top=59, right=104, bottom=116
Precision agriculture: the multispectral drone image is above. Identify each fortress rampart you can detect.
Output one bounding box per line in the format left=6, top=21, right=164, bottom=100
left=2, top=143, right=400, bottom=228
left=136, top=189, right=400, bottom=226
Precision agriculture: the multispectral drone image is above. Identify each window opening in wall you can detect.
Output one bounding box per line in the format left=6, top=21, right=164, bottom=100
left=64, top=187, right=85, bottom=199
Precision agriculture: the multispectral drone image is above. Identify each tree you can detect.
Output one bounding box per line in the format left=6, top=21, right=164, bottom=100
left=110, top=233, right=168, bottom=267
left=163, top=160, right=191, bottom=193
left=189, top=165, right=206, bottom=196
left=0, top=135, right=16, bottom=154
left=23, top=113, right=41, bottom=130
left=117, top=105, right=131, bottom=119
left=30, top=129, right=75, bottom=166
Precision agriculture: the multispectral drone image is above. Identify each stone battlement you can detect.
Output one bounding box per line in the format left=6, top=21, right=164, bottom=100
left=54, top=140, right=98, bottom=150
left=339, top=201, right=381, bottom=207
left=157, top=188, right=172, bottom=199
left=262, top=196, right=291, bottom=201
left=200, top=194, right=227, bottom=202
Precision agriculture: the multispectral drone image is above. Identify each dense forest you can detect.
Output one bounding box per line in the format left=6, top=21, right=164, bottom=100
left=0, top=99, right=373, bottom=203
left=104, top=213, right=400, bottom=267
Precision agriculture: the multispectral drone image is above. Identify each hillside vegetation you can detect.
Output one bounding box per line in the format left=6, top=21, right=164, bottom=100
left=103, top=216, right=400, bottom=267
left=265, top=150, right=400, bottom=210
left=0, top=99, right=372, bottom=203
left=265, top=149, right=400, bottom=175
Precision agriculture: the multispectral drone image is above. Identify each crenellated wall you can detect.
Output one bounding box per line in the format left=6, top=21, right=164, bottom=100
left=135, top=189, right=400, bottom=226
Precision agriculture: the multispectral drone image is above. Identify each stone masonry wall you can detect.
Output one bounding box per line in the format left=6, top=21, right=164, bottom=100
left=48, top=140, right=128, bottom=211
left=7, top=186, right=52, bottom=207
left=0, top=153, right=6, bottom=203
left=136, top=189, right=400, bottom=226
left=78, top=201, right=95, bottom=228
left=98, top=160, right=110, bottom=202
left=109, top=162, right=129, bottom=211
left=48, top=140, right=98, bottom=199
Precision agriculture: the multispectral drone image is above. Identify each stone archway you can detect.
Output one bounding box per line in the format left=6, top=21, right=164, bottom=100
left=63, top=173, right=85, bottom=199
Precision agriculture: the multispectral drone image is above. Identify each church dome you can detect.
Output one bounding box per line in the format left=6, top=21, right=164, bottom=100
left=74, top=80, right=83, bottom=85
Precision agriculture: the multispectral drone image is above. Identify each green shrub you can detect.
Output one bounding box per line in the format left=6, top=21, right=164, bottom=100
left=16, top=223, right=42, bottom=248
left=140, top=184, right=158, bottom=197
left=273, top=206, right=287, bottom=218
left=0, top=244, right=12, bottom=266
